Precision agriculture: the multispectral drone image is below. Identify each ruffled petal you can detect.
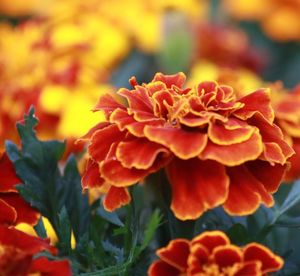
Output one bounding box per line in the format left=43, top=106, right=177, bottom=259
left=200, top=128, right=263, bottom=166
left=243, top=243, right=284, bottom=274
left=166, top=159, right=229, bottom=220
left=191, top=231, right=230, bottom=253
left=116, top=138, right=169, bottom=169
left=153, top=72, right=186, bottom=89
left=187, top=244, right=209, bottom=274
left=82, top=159, right=105, bottom=190
left=157, top=239, right=190, bottom=271
left=235, top=261, right=261, bottom=276
left=148, top=260, right=181, bottom=276
left=103, top=186, right=131, bottom=212
left=234, top=89, right=274, bottom=122
left=212, top=245, right=243, bottom=268
left=0, top=152, right=20, bottom=193
left=224, top=165, right=274, bottom=216
left=30, top=257, right=72, bottom=276
left=1, top=194, right=39, bottom=225
left=88, top=125, right=126, bottom=162
left=145, top=126, right=207, bottom=160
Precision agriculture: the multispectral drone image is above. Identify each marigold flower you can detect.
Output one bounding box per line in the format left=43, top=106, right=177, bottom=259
left=148, top=230, right=284, bottom=275
left=81, top=72, right=293, bottom=220
left=0, top=225, right=71, bottom=275
left=0, top=152, right=40, bottom=226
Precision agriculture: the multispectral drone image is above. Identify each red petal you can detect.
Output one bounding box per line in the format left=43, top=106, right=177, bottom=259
left=0, top=225, right=56, bottom=255
left=234, top=89, right=274, bottom=122
left=152, top=90, right=174, bottom=118
left=208, top=118, right=254, bottom=145
left=0, top=198, right=17, bottom=224
left=246, top=160, right=286, bottom=193
left=224, top=165, right=274, bottom=216
left=0, top=152, right=21, bottom=193
left=103, top=186, right=131, bottom=212
left=191, top=231, right=230, bottom=253
left=145, top=126, right=207, bottom=160
left=243, top=243, right=284, bottom=273
left=235, top=261, right=261, bottom=275
left=285, top=138, right=300, bottom=181
left=30, top=257, right=72, bottom=276
left=100, top=158, right=150, bottom=187
left=116, top=138, right=169, bottom=169
left=200, top=129, right=263, bottom=166
left=118, top=87, right=153, bottom=113
left=77, top=122, right=110, bottom=143
left=148, top=260, right=181, bottom=276
left=88, top=125, right=126, bottom=162
left=82, top=159, right=105, bottom=189
left=212, top=245, right=243, bottom=268
left=153, top=72, right=186, bottom=88
left=92, top=94, right=126, bottom=119
left=166, top=159, right=229, bottom=220
left=187, top=244, right=209, bottom=274
left=157, top=239, right=190, bottom=271
left=1, top=194, right=39, bottom=225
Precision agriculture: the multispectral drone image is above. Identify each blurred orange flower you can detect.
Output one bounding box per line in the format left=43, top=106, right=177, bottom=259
left=0, top=225, right=71, bottom=275
left=148, top=230, right=284, bottom=275
left=0, top=152, right=40, bottom=226
left=81, top=73, right=293, bottom=220
left=223, top=0, right=300, bottom=41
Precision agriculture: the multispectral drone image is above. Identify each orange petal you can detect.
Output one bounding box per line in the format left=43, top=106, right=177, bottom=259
left=157, top=239, right=190, bottom=272
left=234, top=88, right=274, bottom=122
left=153, top=72, right=186, bottom=88
left=191, top=231, right=230, bottom=253
left=243, top=243, right=284, bottom=274
left=116, top=138, right=169, bottom=169
left=223, top=165, right=274, bottom=216
left=166, top=159, right=229, bottom=220
left=148, top=260, right=181, bottom=276
left=0, top=198, right=17, bottom=224
left=82, top=159, right=105, bottom=190
left=118, top=87, right=153, bottom=113
left=77, top=122, right=110, bottom=143
left=145, top=126, right=207, bottom=160
left=152, top=90, right=174, bottom=118
left=1, top=194, right=39, bottom=225
left=88, top=125, right=126, bottom=162
left=200, top=128, right=263, bottom=166
left=246, top=160, right=286, bottom=193
left=212, top=245, right=243, bottom=268
left=100, top=158, right=150, bottom=187
left=103, top=186, right=131, bottom=212
left=208, top=119, right=254, bottom=145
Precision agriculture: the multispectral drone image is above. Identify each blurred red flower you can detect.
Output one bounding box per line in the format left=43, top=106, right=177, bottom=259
left=82, top=73, right=294, bottom=220
left=0, top=225, right=71, bottom=276
left=148, top=230, right=283, bottom=275
left=0, top=152, right=40, bottom=225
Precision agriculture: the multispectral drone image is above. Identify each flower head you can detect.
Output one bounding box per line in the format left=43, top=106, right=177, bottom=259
left=0, top=152, right=40, bottom=226
left=148, top=230, right=284, bottom=275
left=82, top=72, right=293, bottom=220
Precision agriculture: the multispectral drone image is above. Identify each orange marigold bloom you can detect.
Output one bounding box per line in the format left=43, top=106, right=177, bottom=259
left=82, top=73, right=294, bottom=220
left=0, top=225, right=72, bottom=275
left=0, top=152, right=40, bottom=226
left=148, top=230, right=284, bottom=276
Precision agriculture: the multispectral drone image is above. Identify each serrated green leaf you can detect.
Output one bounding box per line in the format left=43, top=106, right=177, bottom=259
left=57, top=206, right=72, bottom=254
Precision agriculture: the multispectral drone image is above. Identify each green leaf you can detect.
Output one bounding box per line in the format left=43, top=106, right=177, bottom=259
left=34, top=217, right=47, bottom=239
left=97, top=206, right=124, bottom=227
left=226, top=223, right=249, bottom=245
left=57, top=207, right=72, bottom=254
left=135, top=209, right=162, bottom=257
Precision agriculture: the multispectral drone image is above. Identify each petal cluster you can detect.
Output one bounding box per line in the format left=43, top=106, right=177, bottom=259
left=0, top=225, right=71, bottom=275
left=148, top=230, right=283, bottom=276
left=83, top=72, right=294, bottom=220
left=0, top=152, right=40, bottom=226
